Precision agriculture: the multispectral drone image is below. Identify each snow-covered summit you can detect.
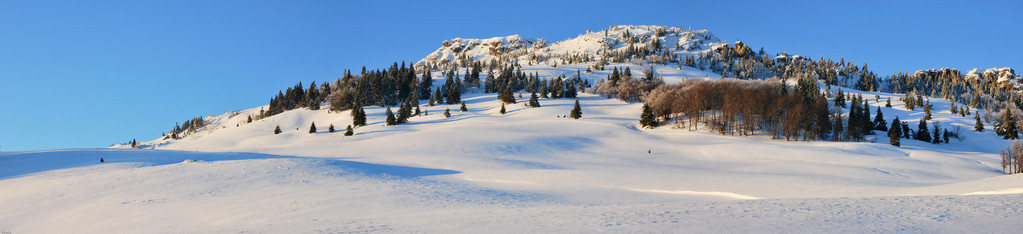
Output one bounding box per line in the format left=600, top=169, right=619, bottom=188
left=417, top=25, right=724, bottom=69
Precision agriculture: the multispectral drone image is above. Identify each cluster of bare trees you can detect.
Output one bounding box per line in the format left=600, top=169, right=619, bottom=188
left=592, top=67, right=664, bottom=103
left=645, top=78, right=832, bottom=141
left=1001, top=140, right=1023, bottom=174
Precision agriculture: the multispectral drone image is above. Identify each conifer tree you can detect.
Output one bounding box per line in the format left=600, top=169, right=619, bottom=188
left=352, top=104, right=367, bottom=127
left=932, top=123, right=942, bottom=144
left=942, top=130, right=950, bottom=143
left=885, top=98, right=892, bottom=107
left=460, top=101, right=468, bottom=112
left=247, top=115, right=253, bottom=123
left=434, top=88, right=444, bottom=105
left=873, top=107, right=887, bottom=131
left=1002, top=110, right=1018, bottom=140
left=570, top=99, right=582, bottom=119
left=385, top=107, right=396, bottom=126
left=889, top=116, right=902, bottom=146
left=414, top=105, right=421, bottom=116
left=834, top=89, right=846, bottom=107
left=902, top=121, right=911, bottom=139
left=916, top=119, right=931, bottom=142
left=328, top=124, right=335, bottom=133
left=428, top=88, right=436, bottom=106
left=923, top=100, right=932, bottom=120
left=500, top=103, right=507, bottom=115
left=309, top=122, right=317, bottom=133
left=528, top=91, right=541, bottom=107
left=274, top=125, right=282, bottom=135
left=640, top=103, right=657, bottom=128
left=975, top=113, right=985, bottom=132
left=344, top=125, right=354, bottom=136
left=444, top=108, right=451, bottom=118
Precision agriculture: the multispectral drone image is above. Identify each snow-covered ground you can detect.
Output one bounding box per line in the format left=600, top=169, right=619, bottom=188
left=3, top=87, right=1023, bottom=232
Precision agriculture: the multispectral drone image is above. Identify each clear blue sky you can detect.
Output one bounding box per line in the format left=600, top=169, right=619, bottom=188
left=1, top=0, right=1020, bottom=151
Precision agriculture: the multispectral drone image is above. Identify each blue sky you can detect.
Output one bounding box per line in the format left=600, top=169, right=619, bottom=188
left=1, top=0, right=1020, bottom=151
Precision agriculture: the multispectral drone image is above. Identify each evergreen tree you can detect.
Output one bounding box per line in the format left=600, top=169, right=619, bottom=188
left=834, top=89, right=846, bottom=107
left=351, top=104, right=367, bottom=127
left=414, top=105, right=421, bottom=116
left=902, top=121, right=911, bottom=139
left=274, top=125, right=282, bottom=135
left=385, top=107, right=396, bottom=126
left=570, top=99, right=582, bottom=119
left=444, top=108, right=451, bottom=118
left=528, top=91, right=541, bottom=107
left=640, top=103, right=657, bottom=128
left=434, top=88, right=444, bottom=105
left=500, top=103, right=507, bottom=115
left=889, top=116, right=902, bottom=147
left=460, top=101, right=468, bottom=112
left=873, top=107, right=887, bottom=131
left=885, top=98, right=892, bottom=107
left=932, top=123, right=942, bottom=144
left=1002, top=110, right=1019, bottom=140
left=428, top=88, right=436, bottom=106
left=861, top=100, right=873, bottom=135
left=328, top=124, right=335, bottom=133
left=396, top=102, right=411, bottom=124
left=916, top=119, right=931, bottom=142
left=309, top=122, right=317, bottom=133
left=975, top=113, right=985, bottom=132
left=344, top=125, right=354, bottom=136
left=942, top=130, right=950, bottom=144
left=923, top=100, right=932, bottom=120
left=247, top=115, right=253, bottom=123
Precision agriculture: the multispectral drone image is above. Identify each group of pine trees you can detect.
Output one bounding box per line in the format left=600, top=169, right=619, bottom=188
left=163, top=116, right=206, bottom=140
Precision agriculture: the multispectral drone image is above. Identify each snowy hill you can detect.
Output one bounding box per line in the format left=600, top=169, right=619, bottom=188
left=3, top=25, right=1023, bottom=232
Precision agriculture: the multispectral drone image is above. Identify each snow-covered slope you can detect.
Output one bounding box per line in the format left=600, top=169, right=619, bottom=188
left=4, top=25, right=1023, bottom=232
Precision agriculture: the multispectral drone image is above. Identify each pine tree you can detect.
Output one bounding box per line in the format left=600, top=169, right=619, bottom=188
left=528, top=91, right=541, bottom=107
left=570, top=99, right=582, bottom=119
left=885, top=98, right=892, bottom=107
left=873, top=107, right=887, bottom=131
left=499, top=103, right=507, bottom=115
left=385, top=107, right=396, bottom=126
left=942, top=130, right=950, bottom=144
left=444, top=108, right=451, bottom=118
left=460, top=101, right=468, bottom=112
left=328, top=124, right=335, bottom=133
left=834, top=89, right=846, bottom=107
left=923, top=100, right=932, bottom=120
left=932, top=123, right=942, bottom=144
left=414, top=105, right=421, bottom=116
left=640, top=103, right=657, bottom=128
left=889, top=116, right=902, bottom=147
left=1002, top=110, right=1018, bottom=140
left=344, top=125, right=354, bottom=136
left=274, top=125, right=282, bottom=135
left=975, top=113, right=985, bottom=132
left=916, top=119, right=931, bottom=142
left=351, top=104, right=367, bottom=127
left=247, top=115, right=253, bottom=123
left=309, top=122, right=317, bottom=133
left=902, top=121, right=911, bottom=139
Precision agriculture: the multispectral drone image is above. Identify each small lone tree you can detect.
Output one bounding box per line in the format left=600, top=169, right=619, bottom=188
left=344, top=125, right=354, bottom=136
left=385, top=107, right=397, bottom=126
left=975, top=113, right=984, bottom=132
left=916, top=119, right=931, bottom=142
left=873, top=107, right=887, bottom=131
left=640, top=103, right=657, bottom=128
left=570, top=99, right=582, bottom=119
left=328, top=124, right=335, bottom=133
left=444, top=108, right=451, bottom=118
left=309, top=122, right=317, bottom=133
left=460, top=101, right=468, bottom=112
left=274, top=125, right=282, bottom=135
left=888, top=116, right=902, bottom=147
left=499, top=103, right=507, bottom=114
left=885, top=98, right=892, bottom=107
left=528, top=91, right=541, bottom=107
left=923, top=100, right=932, bottom=120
